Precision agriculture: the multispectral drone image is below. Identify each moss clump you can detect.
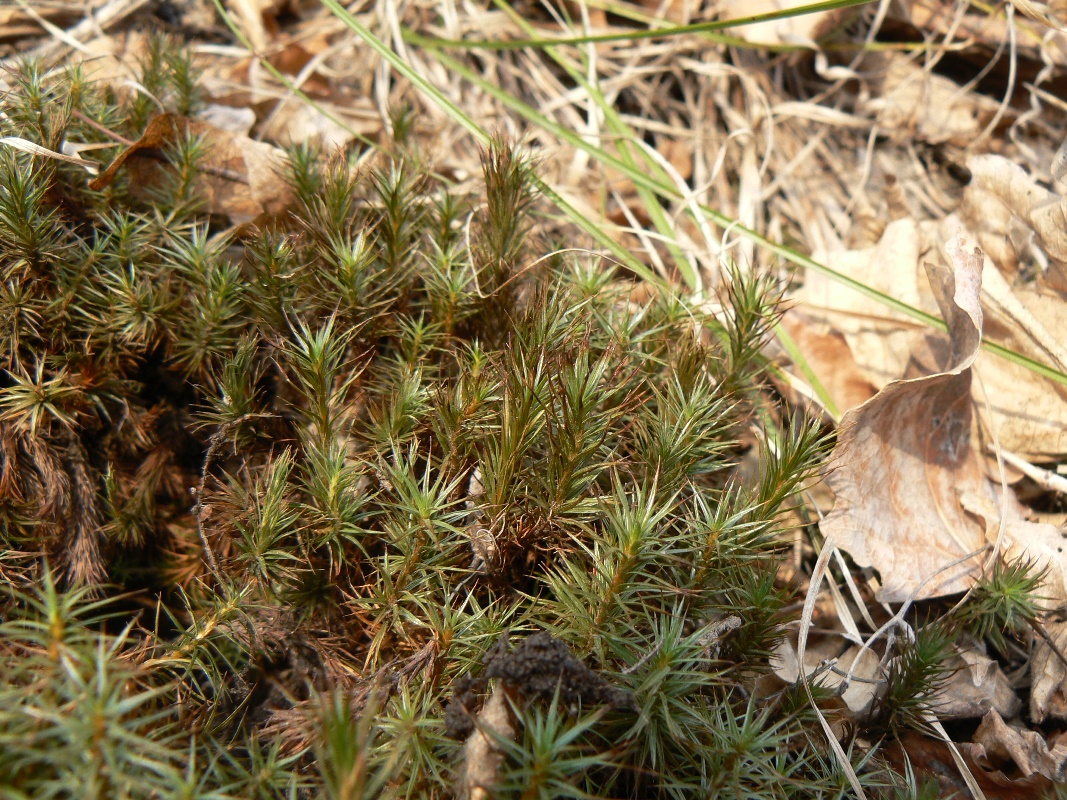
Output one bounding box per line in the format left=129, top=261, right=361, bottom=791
left=0, top=43, right=901, bottom=799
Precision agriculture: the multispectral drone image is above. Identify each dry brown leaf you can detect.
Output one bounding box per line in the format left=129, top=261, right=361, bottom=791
left=892, top=732, right=1055, bottom=800
left=973, top=709, right=1067, bottom=781
left=863, top=54, right=998, bottom=147
left=820, top=233, right=1067, bottom=613
left=715, top=0, right=848, bottom=45
left=963, top=154, right=1067, bottom=293
left=939, top=219, right=1067, bottom=460
left=938, top=647, right=1021, bottom=720
left=959, top=477, right=1067, bottom=724
left=957, top=491, right=1067, bottom=602
left=798, top=217, right=926, bottom=388
left=265, top=41, right=333, bottom=96
left=771, top=635, right=837, bottom=684
left=836, top=646, right=884, bottom=715
left=658, top=133, right=693, bottom=183
left=779, top=310, right=878, bottom=415
left=89, top=112, right=294, bottom=227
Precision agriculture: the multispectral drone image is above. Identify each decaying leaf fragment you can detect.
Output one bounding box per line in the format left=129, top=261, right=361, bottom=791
left=962, top=153, right=1067, bottom=292
left=778, top=310, right=878, bottom=416
left=89, top=112, right=294, bottom=226
left=1031, top=621, right=1067, bottom=724
left=446, top=632, right=632, bottom=796
left=863, top=54, right=996, bottom=146
left=972, top=709, right=1067, bottom=782
left=771, top=635, right=885, bottom=716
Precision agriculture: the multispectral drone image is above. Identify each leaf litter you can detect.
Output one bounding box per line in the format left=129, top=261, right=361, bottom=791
left=4, top=0, right=1067, bottom=795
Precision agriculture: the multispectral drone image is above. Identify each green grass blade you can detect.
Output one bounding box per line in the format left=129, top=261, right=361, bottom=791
left=489, top=0, right=701, bottom=289
left=772, top=321, right=841, bottom=420
left=404, top=0, right=875, bottom=49
left=395, top=43, right=1067, bottom=388
left=211, top=0, right=373, bottom=148
left=319, top=0, right=659, bottom=284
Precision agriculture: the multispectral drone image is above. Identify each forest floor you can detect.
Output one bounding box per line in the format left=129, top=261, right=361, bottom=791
left=3, top=0, right=1067, bottom=796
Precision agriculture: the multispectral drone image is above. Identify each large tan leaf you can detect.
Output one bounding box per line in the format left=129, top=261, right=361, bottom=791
left=816, top=229, right=1067, bottom=718
left=820, top=239, right=1067, bottom=605
left=820, top=239, right=987, bottom=602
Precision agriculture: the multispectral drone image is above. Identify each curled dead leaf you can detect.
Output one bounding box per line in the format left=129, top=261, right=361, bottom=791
left=89, top=113, right=294, bottom=227
left=819, top=235, right=1067, bottom=723
left=973, top=709, right=1067, bottom=781
left=889, top=732, right=1055, bottom=800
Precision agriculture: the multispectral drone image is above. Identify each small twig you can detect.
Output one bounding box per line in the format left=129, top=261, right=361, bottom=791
left=697, top=614, right=743, bottom=660
left=990, top=445, right=1067, bottom=495
left=71, top=109, right=134, bottom=146
left=826, top=663, right=883, bottom=685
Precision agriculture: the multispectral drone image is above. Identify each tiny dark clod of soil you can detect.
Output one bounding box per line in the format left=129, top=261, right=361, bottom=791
left=445, top=632, right=633, bottom=739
